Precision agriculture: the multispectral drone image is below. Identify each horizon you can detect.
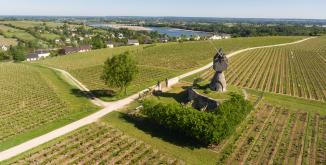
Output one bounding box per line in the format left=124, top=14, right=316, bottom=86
left=1, top=0, right=326, bottom=19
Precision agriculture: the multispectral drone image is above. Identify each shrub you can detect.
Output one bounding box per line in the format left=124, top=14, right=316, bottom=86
left=142, top=94, right=251, bottom=145
left=141, top=94, right=253, bottom=145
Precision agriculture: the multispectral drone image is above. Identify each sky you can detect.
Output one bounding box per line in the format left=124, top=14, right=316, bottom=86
left=0, top=0, right=325, bottom=19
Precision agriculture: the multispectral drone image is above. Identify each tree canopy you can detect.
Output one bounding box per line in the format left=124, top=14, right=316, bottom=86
left=101, top=52, right=138, bottom=95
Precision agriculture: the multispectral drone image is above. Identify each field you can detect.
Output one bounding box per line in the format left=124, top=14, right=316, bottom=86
left=0, top=21, right=63, bottom=28
left=215, top=102, right=326, bottom=165
left=35, top=36, right=304, bottom=100
left=0, top=63, right=99, bottom=151
left=0, top=24, right=37, bottom=42
left=0, top=35, right=17, bottom=46
left=201, top=37, right=326, bottom=101
left=4, top=122, right=184, bottom=165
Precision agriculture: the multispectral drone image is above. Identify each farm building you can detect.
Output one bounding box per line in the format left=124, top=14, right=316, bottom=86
left=128, top=39, right=140, bottom=46
left=26, top=50, right=50, bottom=61
left=222, top=34, right=231, bottom=39
left=1, top=45, right=8, bottom=51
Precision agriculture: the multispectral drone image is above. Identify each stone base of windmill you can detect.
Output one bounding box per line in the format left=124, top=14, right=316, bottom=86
left=209, top=72, right=227, bottom=92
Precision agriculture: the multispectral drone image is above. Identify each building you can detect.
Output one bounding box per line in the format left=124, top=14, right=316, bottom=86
left=54, top=39, right=60, bottom=43
left=221, top=34, right=231, bottom=39
left=193, top=35, right=201, bottom=41
left=128, top=39, right=140, bottom=46
left=60, top=45, right=92, bottom=55
left=1, top=45, right=8, bottom=51
left=79, top=45, right=92, bottom=52
left=106, top=41, right=114, bottom=48
left=26, top=50, right=50, bottom=61
left=208, top=35, right=222, bottom=40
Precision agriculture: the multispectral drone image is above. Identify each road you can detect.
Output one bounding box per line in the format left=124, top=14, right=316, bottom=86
left=0, top=37, right=314, bottom=162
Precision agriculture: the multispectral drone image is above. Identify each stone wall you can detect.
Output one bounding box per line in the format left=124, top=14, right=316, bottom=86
left=187, top=88, right=220, bottom=111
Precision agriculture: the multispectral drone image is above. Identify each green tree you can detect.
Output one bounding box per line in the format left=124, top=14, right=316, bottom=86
left=91, top=36, right=106, bottom=49
left=10, top=46, right=26, bottom=62
left=101, top=52, right=138, bottom=95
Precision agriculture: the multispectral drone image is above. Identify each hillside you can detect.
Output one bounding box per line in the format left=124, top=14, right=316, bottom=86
left=0, top=63, right=99, bottom=151
left=201, top=37, right=326, bottom=101
left=35, top=36, right=304, bottom=101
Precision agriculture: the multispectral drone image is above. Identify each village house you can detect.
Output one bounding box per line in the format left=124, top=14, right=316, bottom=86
left=194, top=35, right=201, bottom=41
left=128, top=39, right=140, bottom=46
left=26, top=50, right=50, bottom=61
left=78, top=45, right=92, bottom=52
left=208, top=35, right=222, bottom=40
left=221, top=34, right=231, bottom=39
left=60, top=45, right=92, bottom=55
left=118, top=33, right=124, bottom=39
left=54, top=39, right=60, bottom=43
left=65, top=38, right=71, bottom=43
left=1, top=45, right=8, bottom=51
left=106, top=41, right=114, bottom=48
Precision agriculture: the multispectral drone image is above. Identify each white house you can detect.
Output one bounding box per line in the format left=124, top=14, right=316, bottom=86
left=118, top=33, right=124, bottom=39
left=208, top=35, right=222, bottom=40
left=106, top=41, right=114, bottom=48
left=194, top=35, right=201, bottom=41
left=128, top=39, right=140, bottom=46
left=1, top=45, right=8, bottom=51
left=26, top=50, right=50, bottom=61
left=54, top=39, right=60, bottom=43
left=222, top=34, right=231, bottom=39
left=65, top=38, right=71, bottom=43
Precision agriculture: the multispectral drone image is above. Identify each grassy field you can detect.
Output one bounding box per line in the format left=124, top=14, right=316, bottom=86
left=0, top=24, right=37, bottom=42
left=0, top=63, right=99, bottom=151
left=40, top=33, right=61, bottom=41
left=0, top=21, right=63, bottom=29
left=201, top=37, right=326, bottom=101
left=35, top=36, right=304, bottom=100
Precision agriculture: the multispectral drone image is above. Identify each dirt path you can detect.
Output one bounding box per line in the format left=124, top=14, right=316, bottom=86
left=0, top=37, right=315, bottom=162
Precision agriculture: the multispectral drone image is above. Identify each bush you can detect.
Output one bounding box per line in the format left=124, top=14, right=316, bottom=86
left=142, top=94, right=252, bottom=145
left=141, top=94, right=253, bottom=145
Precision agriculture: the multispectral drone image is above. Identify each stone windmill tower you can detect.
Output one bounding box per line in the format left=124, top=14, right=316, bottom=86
left=210, top=49, right=228, bottom=92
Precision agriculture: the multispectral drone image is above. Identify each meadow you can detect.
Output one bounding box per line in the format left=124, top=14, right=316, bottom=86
left=35, top=36, right=304, bottom=100
left=0, top=24, right=37, bottom=42
left=0, top=63, right=99, bottom=151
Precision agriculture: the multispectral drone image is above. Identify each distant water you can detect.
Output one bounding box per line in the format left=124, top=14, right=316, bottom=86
left=148, top=27, right=209, bottom=37
left=89, top=23, right=209, bottom=37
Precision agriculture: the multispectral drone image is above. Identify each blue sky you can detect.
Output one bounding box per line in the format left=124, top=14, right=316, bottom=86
left=0, top=0, right=325, bottom=19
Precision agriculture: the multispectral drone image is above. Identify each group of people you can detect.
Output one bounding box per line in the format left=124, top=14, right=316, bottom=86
left=156, top=78, right=169, bottom=91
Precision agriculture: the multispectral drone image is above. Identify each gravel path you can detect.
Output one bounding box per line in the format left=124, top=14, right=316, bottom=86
left=0, top=37, right=314, bottom=162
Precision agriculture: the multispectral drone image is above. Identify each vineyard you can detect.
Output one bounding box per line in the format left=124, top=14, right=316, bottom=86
left=0, top=36, right=17, bottom=46
left=215, top=103, right=326, bottom=165
left=6, top=122, right=184, bottom=165
left=0, top=24, right=37, bottom=42
left=35, top=36, right=304, bottom=100
left=201, top=37, right=326, bottom=101
left=0, top=63, right=98, bottom=150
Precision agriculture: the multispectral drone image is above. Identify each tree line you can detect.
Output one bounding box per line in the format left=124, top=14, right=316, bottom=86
left=145, top=23, right=326, bottom=37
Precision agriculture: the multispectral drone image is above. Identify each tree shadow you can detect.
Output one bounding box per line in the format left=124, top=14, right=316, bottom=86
left=70, top=88, right=116, bottom=100
left=119, top=112, right=207, bottom=149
